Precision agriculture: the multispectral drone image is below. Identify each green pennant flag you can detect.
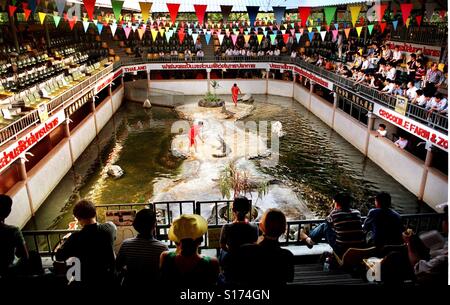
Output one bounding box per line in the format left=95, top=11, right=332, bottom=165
left=111, top=0, right=124, bottom=21
left=53, top=15, right=61, bottom=27
left=367, top=24, right=374, bottom=35
left=324, top=6, right=337, bottom=26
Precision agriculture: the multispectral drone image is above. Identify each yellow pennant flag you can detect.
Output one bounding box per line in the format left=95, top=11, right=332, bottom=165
left=138, top=28, right=145, bottom=40
left=244, top=34, right=250, bottom=43
left=405, top=17, right=411, bottom=28
left=159, top=28, right=165, bottom=37
left=139, top=2, right=152, bottom=23
left=257, top=34, right=263, bottom=45
left=349, top=5, right=362, bottom=27
left=38, top=12, right=47, bottom=24
left=356, top=26, right=363, bottom=37
left=151, top=29, right=158, bottom=42
left=307, top=26, right=313, bottom=33
left=105, top=16, right=110, bottom=24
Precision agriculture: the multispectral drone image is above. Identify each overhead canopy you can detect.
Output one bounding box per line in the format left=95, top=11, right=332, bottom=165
left=66, top=0, right=366, bottom=13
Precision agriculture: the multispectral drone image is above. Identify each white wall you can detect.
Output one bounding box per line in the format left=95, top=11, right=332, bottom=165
left=310, top=95, right=334, bottom=127
left=423, top=169, right=448, bottom=210
left=95, top=98, right=113, bottom=131
left=70, top=115, right=96, bottom=161
left=150, top=80, right=207, bottom=95
left=333, top=110, right=367, bottom=153
left=213, top=79, right=266, bottom=95
left=112, top=87, right=124, bottom=113
left=6, top=183, right=31, bottom=228
left=367, top=134, right=423, bottom=196
left=26, top=141, right=72, bottom=211
left=268, top=79, right=294, bottom=97
left=293, top=83, right=310, bottom=108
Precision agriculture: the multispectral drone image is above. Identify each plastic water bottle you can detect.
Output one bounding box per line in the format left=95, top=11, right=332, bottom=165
left=323, top=257, right=330, bottom=272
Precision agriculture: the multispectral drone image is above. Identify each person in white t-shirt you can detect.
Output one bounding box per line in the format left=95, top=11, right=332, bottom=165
left=405, top=81, right=418, bottom=101
left=274, top=48, right=281, bottom=56
left=394, top=136, right=408, bottom=149
left=376, top=124, right=387, bottom=138
left=385, top=63, right=397, bottom=81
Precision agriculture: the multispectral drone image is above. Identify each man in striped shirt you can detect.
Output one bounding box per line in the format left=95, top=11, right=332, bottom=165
left=116, top=208, right=168, bottom=287
left=303, top=193, right=366, bottom=257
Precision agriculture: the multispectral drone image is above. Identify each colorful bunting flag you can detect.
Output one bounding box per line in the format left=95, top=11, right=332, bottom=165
left=68, top=16, right=77, bottom=30
left=220, top=5, right=233, bottom=24
left=392, top=20, right=398, bottom=31
left=307, top=32, right=314, bottom=42
left=319, top=31, right=326, bottom=41
left=217, top=33, right=224, bottom=45
left=8, top=5, right=17, bottom=17
left=167, top=3, right=180, bottom=25
left=269, top=34, right=276, bottom=45
left=83, top=0, right=96, bottom=21
left=349, top=5, right=362, bottom=27
left=273, top=6, right=285, bottom=25
left=111, top=0, right=123, bottom=21
left=416, top=15, right=422, bottom=27
left=295, top=33, right=300, bottom=43
left=298, top=7, right=311, bottom=28
left=247, top=6, right=259, bottom=27
left=379, top=22, right=386, bottom=33
left=205, top=32, right=211, bottom=44
left=367, top=24, right=374, bottom=35
left=110, top=22, right=117, bottom=36
left=376, top=3, right=388, bottom=23
left=139, top=2, right=152, bottom=23
left=82, top=21, right=90, bottom=32
left=124, top=26, right=131, bottom=39
left=38, top=12, right=46, bottom=24
left=97, top=23, right=103, bottom=34
left=192, top=33, right=198, bottom=43
left=324, top=6, right=336, bottom=25
left=194, top=4, right=207, bottom=25
left=344, top=27, right=351, bottom=39
left=28, top=0, right=37, bottom=13
left=355, top=26, right=363, bottom=37
left=332, top=30, right=338, bottom=41
left=23, top=8, right=32, bottom=21
left=137, top=28, right=145, bottom=40
left=257, top=34, right=263, bottom=45
left=400, top=3, right=413, bottom=26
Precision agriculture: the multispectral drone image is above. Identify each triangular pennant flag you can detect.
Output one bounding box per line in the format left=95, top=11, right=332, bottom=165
left=273, top=6, right=286, bottom=25
left=83, top=0, right=96, bottom=21
left=324, top=6, right=336, bottom=26
left=290, top=28, right=295, bottom=36
left=97, top=23, right=103, bottom=34
left=111, top=0, right=123, bottom=21
left=124, top=26, right=131, bottom=38
left=231, top=34, right=237, bottom=46
left=167, top=3, right=180, bottom=25
left=375, top=3, right=388, bottom=22
left=319, top=31, right=326, bottom=41
left=28, top=0, right=37, bottom=13
left=218, top=33, right=224, bottom=45
left=159, top=28, right=165, bottom=37
left=416, top=15, right=422, bottom=27
left=307, top=32, right=314, bottom=42
left=273, top=30, right=278, bottom=36
left=263, top=30, right=267, bottom=37
left=23, top=8, right=31, bottom=21
left=188, top=28, right=193, bottom=36
left=110, top=22, right=117, bottom=36
left=349, top=5, right=362, bottom=27
left=400, top=3, right=413, bottom=26
left=379, top=22, right=386, bottom=33
left=281, top=29, right=286, bottom=35
left=298, top=7, right=311, bottom=27
left=131, top=25, right=138, bottom=32
left=332, top=29, right=338, bottom=41
left=193, top=4, right=207, bottom=25
left=205, top=32, right=211, bottom=44
left=38, top=12, right=46, bottom=24
left=142, top=24, right=146, bottom=32
left=68, top=16, right=77, bottom=30
left=244, top=34, right=250, bottom=43
left=53, top=15, right=61, bottom=27
left=55, top=0, right=65, bottom=16
left=192, top=33, right=198, bottom=43
left=93, top=19, right=98, bottom=25
left=344, top=27, right=351, bottom=39
left=83, top=21, right=90, bottom=32
left=295, top=33, right=301, bottom=43
left=367, top=24, right=374, bottom=35
left=8, top=5, right=17, bottom=17
left=334, top=23, right=339, bottom=30
left=316, top=26, right=321, bottom=32
left=257, top=34, right=263, bottom=45
left=307, top=26, right=312, bottom=33
left=405, top=17, right=411, bottom=28
left=220, top=5, right=233, bottom=24
left=299, top=28, right=304, bottom=36
left=282, top=33, right=289, bottom=44
left=139, top=2, right=152, bottom=23
left=178, top=30, right=185, bottom=44
left=137, top=28, right=145, bottom=40
left=269, top=34, right=276, bottom=45
left=356, top=26, right=363, bottom=37
left=246, top=6, right=259, bottom=26
left=392, top=20, right=398, bottom=31
left=164, top=31, right=171, bottom=43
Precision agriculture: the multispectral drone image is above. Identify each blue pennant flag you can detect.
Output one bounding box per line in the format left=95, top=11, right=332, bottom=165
left=205, top=32, right=211, bottom=45
left=334, top=23, right=339, bottom=30
left=97, top=23, right=103, bottom=34
left=392, top=20, right=398, bottom=31
left=272, top=30, right=278, bottom=36
left=308, top=32, right=314, bottom=42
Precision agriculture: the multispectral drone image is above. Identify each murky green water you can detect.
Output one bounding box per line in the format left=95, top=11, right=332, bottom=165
left=25, top=96, right=432, bottom=230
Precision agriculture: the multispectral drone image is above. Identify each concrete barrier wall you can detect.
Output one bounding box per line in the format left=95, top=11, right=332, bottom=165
left=293, top=84, right=310, bottom=108
left=310, top=95, right=334, bottom=127
left=27, top=141, right=72, bottom=211
left=6, top=183, right=31, bottom=228
left=213, top=79, right=267, bottom=95
left=112, top=87, right=124, bottom=112
left=333, top=110, right=367, bottom=153
left=367, top=134, right=424, bottom=196
left=423, top=169, right=448, bottom=209
left=268, top=80, right=294, bottom=97
left=95, top=98, right=113, bottom=131
left=150, top=80, right=207, bottom=95
left=70, top=115, right=96, bottom=161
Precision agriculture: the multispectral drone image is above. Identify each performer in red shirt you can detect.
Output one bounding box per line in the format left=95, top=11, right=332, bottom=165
left=231, top=83, right=242, bottom=107
left=189, top=121, right=204, bottom=153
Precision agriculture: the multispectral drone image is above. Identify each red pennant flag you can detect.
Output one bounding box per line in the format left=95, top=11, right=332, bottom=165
left=64, top=13, right=68, bottom=21
left=282, top=33, right=289, bottom=44
left=8, top=5, right=17, bottom=17
left=298, top=7, right=311, bottom=27
left=178, top=30, right=185, bottom=44
left=24, top=8, right=31, bottom=21
left=359, top=16, right=365, bottom=25
left=83, top=0, right=96, bottom=21
left=400, top=3, right=413, bottom=25
left=439, top=10, right=446, bottom=18
left=68, top=16, right=77, bottom=30
left=22, top=3, right=29, bottom=9
left=194, top=4, right=207, bottom=25
left=379, top=22, right=386, bottom=33
left=416, top=15, right=422, bottom=26
left=167, top=3, right=180, bottom=24
left=376, top=4, right=388, bottom=23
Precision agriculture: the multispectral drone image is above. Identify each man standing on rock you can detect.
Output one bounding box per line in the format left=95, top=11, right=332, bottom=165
left=231, top=83, right=242, bottom=107
left=189, top=121, right=204, bottom=153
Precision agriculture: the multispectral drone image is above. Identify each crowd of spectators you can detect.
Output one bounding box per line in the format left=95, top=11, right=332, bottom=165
left=0, top=193, right=447, bottom=287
